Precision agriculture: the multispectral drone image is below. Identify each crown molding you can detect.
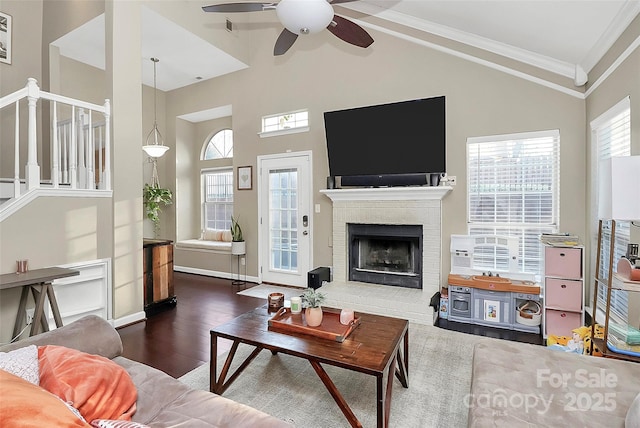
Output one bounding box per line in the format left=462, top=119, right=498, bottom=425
left=340, top=3, right=577, bottom=80
left=347, top=17, right=585, bottom=99
left=579, top=1, right=640, bottom=73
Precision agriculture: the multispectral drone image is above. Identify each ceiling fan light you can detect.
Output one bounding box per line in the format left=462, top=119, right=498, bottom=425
left=276, top=0, right=334, bottom=35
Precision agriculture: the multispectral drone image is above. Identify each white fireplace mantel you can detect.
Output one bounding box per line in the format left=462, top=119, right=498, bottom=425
left=320, top=186, right=452, bottom=202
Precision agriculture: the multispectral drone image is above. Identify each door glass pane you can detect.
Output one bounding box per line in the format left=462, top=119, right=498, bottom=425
left=269, top=168, right=298, bottom=273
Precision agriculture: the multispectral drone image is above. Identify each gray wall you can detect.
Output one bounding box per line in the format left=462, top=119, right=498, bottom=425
left=167, top=16, right=588, bottom=283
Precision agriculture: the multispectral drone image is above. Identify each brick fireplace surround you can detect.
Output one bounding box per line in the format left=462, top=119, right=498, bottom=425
left=319, top=186, right=452, bottom=324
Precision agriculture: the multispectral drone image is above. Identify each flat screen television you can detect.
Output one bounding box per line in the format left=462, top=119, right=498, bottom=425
left=323, top=96, right=445, bottom=179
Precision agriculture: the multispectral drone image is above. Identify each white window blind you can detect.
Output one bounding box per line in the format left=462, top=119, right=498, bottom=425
left=591, top=97, right=631, bottom=321
left=202, top=168, right=233, bottom=231
left=467, top=130, right=560, bottom=276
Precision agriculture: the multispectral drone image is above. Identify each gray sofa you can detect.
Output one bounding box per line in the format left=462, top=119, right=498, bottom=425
left=468, top=339, right=640, bottom=427
left=0, top=315, right=291, bottom=428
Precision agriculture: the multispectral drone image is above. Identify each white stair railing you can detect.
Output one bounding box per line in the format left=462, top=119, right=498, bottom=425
left=0, top=78, right=111, bottom=201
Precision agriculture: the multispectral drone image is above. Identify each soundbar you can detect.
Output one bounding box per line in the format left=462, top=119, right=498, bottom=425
left=327, top=173, right=444, bottom=189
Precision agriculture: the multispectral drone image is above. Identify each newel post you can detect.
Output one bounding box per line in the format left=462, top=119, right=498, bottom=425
left=25, top=78, right=41, bottom=190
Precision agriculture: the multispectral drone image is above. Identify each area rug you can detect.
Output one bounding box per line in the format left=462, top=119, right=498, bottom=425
left=179, top=323, right=498, bottom=428
left=237, top=284, right=303, bottom=300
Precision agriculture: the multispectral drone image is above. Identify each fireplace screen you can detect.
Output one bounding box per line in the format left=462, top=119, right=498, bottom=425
left=348, top=224, right=423, bottom=289
left=358, top=239, right=413, bottom=274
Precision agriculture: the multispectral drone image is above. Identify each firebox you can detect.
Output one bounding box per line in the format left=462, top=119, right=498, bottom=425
left=348, top=223, right=423, bottom=289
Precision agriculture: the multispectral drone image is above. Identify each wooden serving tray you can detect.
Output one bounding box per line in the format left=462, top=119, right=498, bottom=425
left=268, top=307, right=360, bottom=342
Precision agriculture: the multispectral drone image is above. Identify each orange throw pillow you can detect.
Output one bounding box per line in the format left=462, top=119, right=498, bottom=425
left=39, top=345, right=137, bottom=422
left=0, top=369, right=90, bottom=427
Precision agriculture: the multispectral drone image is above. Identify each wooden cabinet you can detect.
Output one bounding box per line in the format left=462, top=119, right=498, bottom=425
left=143, top=239, right=176, bottom=316
left=543, top=245, right=584, bottom=338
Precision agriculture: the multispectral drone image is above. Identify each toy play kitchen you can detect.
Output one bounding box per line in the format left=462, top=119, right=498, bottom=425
left=447, top=235, right=542, bottom=333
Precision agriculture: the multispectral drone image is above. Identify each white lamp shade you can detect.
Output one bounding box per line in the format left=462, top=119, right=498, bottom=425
left=142, top=145, right=170, bottom=158
left=599, top=156, right=640, bottom=220
left=276, top=0, right=334, bottom=35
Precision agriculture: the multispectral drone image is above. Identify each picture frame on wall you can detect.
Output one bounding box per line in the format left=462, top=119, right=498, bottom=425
left=237, top=166, right=252, bottom=190
left=0, top=12, right=12, bottom=65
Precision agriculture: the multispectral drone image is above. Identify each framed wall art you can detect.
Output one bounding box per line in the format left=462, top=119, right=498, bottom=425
left=237, top=166, right=252, bottom=190
left=0, top=12, right=12, bottom=65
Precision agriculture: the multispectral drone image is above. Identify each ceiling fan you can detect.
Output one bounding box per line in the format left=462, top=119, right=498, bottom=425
left=202, top=0, right=374, bottom=56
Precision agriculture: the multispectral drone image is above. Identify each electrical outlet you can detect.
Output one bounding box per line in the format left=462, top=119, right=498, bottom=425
left=26, top=308, right=35, bottom=325
left=240, top=257, right=246, bottom=266
left=448, top=176, right=457, bottom=186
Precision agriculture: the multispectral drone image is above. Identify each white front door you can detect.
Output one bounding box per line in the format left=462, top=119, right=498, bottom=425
left=258, top=152, right=313, bottom=287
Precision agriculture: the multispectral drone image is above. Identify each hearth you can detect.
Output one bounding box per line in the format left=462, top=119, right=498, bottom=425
left=348, top=223, right=423, bottom=289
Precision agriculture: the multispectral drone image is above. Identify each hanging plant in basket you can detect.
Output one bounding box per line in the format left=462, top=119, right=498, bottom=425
left=143, top=183, right=173, bottom=237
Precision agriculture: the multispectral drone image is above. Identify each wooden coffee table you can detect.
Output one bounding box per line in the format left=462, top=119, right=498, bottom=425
left=210, top=306, right=409, bottom=428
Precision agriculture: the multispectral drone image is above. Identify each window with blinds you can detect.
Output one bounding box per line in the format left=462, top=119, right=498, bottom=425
left=467, top=130, right=560, bottom=276
left=202, top=169, right=233, bottom=231
left=591, top=97, right=631, bottom=322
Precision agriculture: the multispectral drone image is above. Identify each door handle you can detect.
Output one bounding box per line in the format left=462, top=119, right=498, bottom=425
left=303, top=215, right=308, bottom=227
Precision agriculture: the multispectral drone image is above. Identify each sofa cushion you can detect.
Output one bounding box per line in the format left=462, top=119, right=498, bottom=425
left=469, top=341, right=640, bottom=427
left=0, top=315, right=123, bottom=359
left=0, top=344, right=39, bottom=384
left=627, top=392, right=640, bottom=428
left=0, top=369, right=90, bottom=427
left=39, top=345, right=137, bottom=423
left=90, top=420, right=150, bottom=428
left=115, top=357, right=291, bottom=427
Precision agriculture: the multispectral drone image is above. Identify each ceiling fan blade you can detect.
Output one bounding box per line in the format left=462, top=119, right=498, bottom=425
left=330, top=0, right=361, bottom=4
left=274, top=28, right=298, bottom=56
left=327, top=15, right=374, bottom=48
left=202, top=3, right=274, bottom=13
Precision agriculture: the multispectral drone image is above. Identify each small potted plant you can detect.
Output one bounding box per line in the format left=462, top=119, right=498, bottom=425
left=230, top=216, right=245, bottom=255
left=302, top=287, right=326, bottom=327
left=143, top=183, right=173, bottom=238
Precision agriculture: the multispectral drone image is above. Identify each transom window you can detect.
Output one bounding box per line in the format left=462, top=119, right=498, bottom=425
left=261, top=110, right=309, bottom=134
left=467, top=130, right=560, bottom=277
left=203, top=129, right=233, bottom=160
left=202, top=169, right=233, bottom=231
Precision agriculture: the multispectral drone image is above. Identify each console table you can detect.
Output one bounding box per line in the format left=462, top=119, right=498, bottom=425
left=0, top=267, right=79, bottom=341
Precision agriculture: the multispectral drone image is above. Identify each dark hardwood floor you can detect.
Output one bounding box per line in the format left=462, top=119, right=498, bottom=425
left=117, top=272, right=264, bottom=379
left=118, top=272, right=543, bottom=379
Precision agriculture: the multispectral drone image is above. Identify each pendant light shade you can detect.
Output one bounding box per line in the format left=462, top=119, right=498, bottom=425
left=142, top=57, right=170, bottom=158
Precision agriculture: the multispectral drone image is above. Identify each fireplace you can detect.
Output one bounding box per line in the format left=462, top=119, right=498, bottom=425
left=348, top=224, right=423, bottom=289
left=319, top=186, right=451, bottom=323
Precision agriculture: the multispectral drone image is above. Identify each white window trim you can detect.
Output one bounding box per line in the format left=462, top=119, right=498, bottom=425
left=201, top=167, right=234, bottom=232
left=466, top=129, right=560, bottom=276
left=589, top=96, right=631, bottom=324
left=202, top=128, right=233, bottom=160
left=259, top=126, right=310, bottom=138
left=258, top=109, right=309, bottom=138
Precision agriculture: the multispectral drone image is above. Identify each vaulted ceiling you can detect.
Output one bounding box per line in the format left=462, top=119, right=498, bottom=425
left=51, top=1, right=640, bottom=92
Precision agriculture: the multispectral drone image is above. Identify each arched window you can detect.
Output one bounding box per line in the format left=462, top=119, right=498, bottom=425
left=203, top=129, right=233, bottom=160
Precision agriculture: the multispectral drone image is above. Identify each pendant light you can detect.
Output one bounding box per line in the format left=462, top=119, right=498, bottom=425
left=142, top=57, right=169, bottom=158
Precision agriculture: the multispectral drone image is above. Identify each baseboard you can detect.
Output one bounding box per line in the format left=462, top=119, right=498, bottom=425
left=113, top=311, right=146, bottom=328
left=174, top=265, right=259, bottom=284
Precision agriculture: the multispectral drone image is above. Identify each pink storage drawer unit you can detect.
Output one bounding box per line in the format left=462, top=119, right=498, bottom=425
left=545, top=278, right=582, bottom=311
left=544, top=247, right=582, bottom=279
left=545, top=309, right=582, bottom=337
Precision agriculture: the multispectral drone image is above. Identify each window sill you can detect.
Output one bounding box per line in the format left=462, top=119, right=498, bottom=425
left=175, top=239, right=231, bottom=254
left=258, top=126, right=309, bottom=139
